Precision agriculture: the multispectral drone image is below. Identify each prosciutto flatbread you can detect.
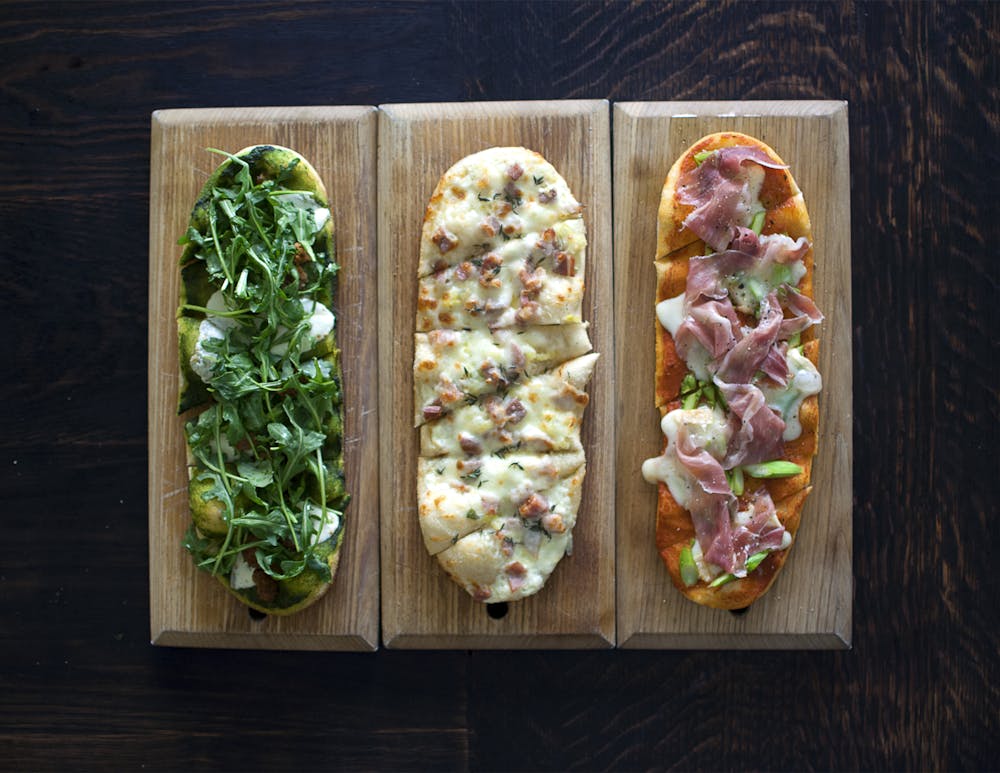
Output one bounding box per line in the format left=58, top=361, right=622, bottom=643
left=643, top=133, right=822, bottom=610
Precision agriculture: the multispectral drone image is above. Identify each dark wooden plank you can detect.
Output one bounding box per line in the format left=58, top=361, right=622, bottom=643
left=0, top=1, right=997, bottom=771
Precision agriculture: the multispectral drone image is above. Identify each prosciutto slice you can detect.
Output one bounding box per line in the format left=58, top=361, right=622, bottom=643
left=678, top=147, right=788, bottom=252
left=675, top=299, right=742, bottom=360
left=675, top=430, right=739, bottom=573
left=729, top=489, right=787, bottom=577
left=717, top=381, right=787, bottom=467
left=714, top=291, right=784, bottom=384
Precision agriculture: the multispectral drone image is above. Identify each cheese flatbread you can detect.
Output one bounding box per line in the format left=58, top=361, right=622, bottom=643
left=414, top=147, right=596, bottom=603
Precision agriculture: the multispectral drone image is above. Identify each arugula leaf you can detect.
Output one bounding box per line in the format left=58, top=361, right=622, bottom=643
left=179, top=149, right=345, bottom=587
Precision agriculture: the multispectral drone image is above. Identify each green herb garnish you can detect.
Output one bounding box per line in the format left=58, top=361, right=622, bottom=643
left=178, top=149, right=346, bottom=585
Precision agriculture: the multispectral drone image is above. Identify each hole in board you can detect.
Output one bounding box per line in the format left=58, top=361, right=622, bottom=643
left=486, top=602, right=508, bottom=620
left=248, top=607, right=268, bottom=622
left=729, top=606, right=750, bottom=617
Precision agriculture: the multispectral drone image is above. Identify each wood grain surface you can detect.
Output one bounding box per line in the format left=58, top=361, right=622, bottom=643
left=148, top=107, right=380, bottom=650
left=2, top=2, right=997, bottom=770
left=614, top=101, right=852, bottom=648
left=378, top=100, right=615, bottom=648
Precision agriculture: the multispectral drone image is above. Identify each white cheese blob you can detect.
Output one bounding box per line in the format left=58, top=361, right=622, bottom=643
left=190, top=291, right=241, bottom=383
left=308, top=504, right=341, bottom=545
left=738, top=163, right=766, bottom=227
left=760, top=347, right=822, bottom=440
left=230, top=552, right=256, bottom=590
left=641, top=406, right=730, bottom=508
left=656, top=293, right=686, bottom=337
left=270, top=299, right=336, bottom=357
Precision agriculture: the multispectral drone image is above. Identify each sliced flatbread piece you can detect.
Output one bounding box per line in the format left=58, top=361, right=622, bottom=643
left=416, top=218, right=586, bottom=331
left=413, top=324, right=592, bottom=426
left=656, top=486, right=811, bottom=610
left=420, top=353, right=598, bottom=457
left=431, top=461, right=587, bottom=603
left=417, top=452, right=585, bottom=556
left=419, top=146, right=584, bottom=278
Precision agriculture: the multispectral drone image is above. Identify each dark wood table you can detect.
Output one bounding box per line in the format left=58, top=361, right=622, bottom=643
left=2, top=2, right=996, bottom=769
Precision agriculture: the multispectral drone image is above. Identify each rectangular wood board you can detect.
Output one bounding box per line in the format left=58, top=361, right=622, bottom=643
left=148, top=106, right=380, bottom=650
left=378, top=100, right=615, bottom=649
left=612, top=101, right=853, bottom=649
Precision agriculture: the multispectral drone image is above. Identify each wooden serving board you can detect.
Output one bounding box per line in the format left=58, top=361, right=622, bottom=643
left=612, top=101, right=853, bottom=649
left=378, top=101, right=615, bottom=648
left=148, top=106, right=380, bottom=650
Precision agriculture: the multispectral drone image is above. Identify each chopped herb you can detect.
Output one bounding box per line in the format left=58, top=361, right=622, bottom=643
left=508, top=461, right=524, bottom=470
left=533, top=175, right=545, bottom=185
left=466, top=509, right=480, bottom=520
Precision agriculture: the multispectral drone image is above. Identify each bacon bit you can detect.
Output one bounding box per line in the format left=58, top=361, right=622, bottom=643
left=472, top=586, right=492, bottom=602
left=541, top=512, right=566, bottom=534
left=510, top=344, right=525, bottom=371
left=538, top=189, right=557, bottom=204
left=432, top=227, right=457, bottom=253
left=519, top=266, right=544, bottom=294
left=504, top=181, right=522, bottom=201
left=482, top=395, right=506, bottom=426
left=290, top=242, right=312, bottom=286
left=537, top=227, right=558, bottom=254
left=422, top=402, right=443, bottom=421
left=455, top=261, right=474, bottom=281
left=456, top=458, right=482, bottom=475
left=481, top=494, right=500, bottom=516
left=507, top=163, right=524, bottom=181
left=439, top=380, right=464, bottom=406
left=552, top=251, right=575, bottom=277
left=500, top=536, right=515, bottom=557
left=458, top=432, right=483, bottom=455
left=252, top=567, right=278, bottom=603
left=506, top=561, right=527, bottom=591
left=493, top=201, right=512, bottom=217
left=479, top=252, right=503, bottom=287
left=516, top=298, right=541, bottom=323
left=518, top=492, right=550, bottom=520
left=427, top=329, right=459, bottom=346
left=480, top=216, right=502, bottom=237
left=432, top=258, right=449, bottom=274
left=505, top=399, right=527, bottom=425
left=480, top=361, right=510, bottom=389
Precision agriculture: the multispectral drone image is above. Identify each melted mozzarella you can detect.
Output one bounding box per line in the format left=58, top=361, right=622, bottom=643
left=656, top=293, right=686, bottom=337
left=760, top=347, right=822, bottom=440
left=230, top=552, right=256, bottom=590
left=641, top=407, right=730, bottom=508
